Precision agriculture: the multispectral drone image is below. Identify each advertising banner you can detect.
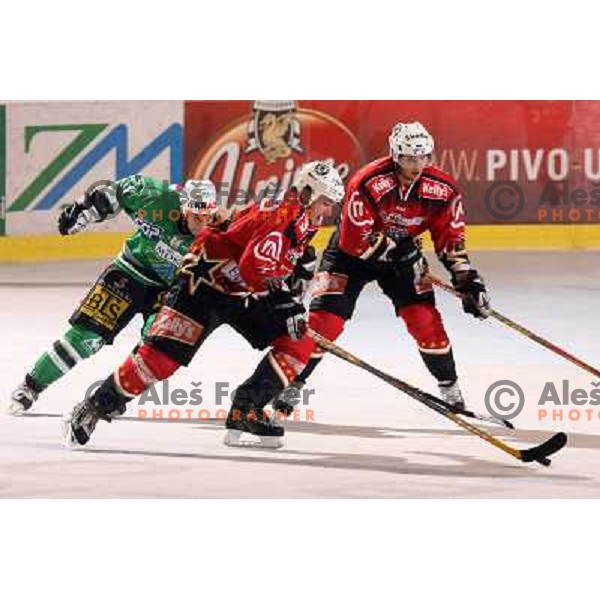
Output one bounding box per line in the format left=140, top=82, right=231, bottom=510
left=5, top=101, right=183, bottom=235
left=185, top=101, right=600, bottom=225
left=4, top=100, right=600, bottom=241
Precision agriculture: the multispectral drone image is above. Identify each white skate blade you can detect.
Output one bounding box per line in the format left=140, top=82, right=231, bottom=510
left=223, top=429, right=284, bottom=449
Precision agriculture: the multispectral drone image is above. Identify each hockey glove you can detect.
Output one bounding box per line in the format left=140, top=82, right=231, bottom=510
left=58, top=203, right=85, bottom=236
left=58, top=189, right=119, bottom=236
left=452, top=270, right=491, bottom=319
left=287, top=245, right=318, bottom=302
left=269, top=289, right=308, bottom=341
left=377, top=232, right=422, bottom=277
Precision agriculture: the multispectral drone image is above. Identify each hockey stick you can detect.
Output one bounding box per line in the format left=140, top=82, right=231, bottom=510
left=315, top=335, right=512, bottom=429
left=441, top=404, right=513, bottom=429
left=310, top=330, right=567, bottom=466
left=428, top=274, right=600, bottom=379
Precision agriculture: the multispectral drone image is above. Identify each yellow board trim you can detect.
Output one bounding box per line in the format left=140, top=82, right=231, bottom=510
left=1, top=224, right=600, bottom=263
left=0, top=232, right=127, bottom=263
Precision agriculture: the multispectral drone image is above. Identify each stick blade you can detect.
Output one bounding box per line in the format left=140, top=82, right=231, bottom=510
left=519, top=432, right=567, bottom=466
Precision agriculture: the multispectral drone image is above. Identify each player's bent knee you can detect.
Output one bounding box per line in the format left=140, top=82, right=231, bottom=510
left=137, top=344, right=181, bottom=379
left=306, top=311, right=346, bottom=360
left=114, top=343, right=181, bottom=397
left=271, top=336, right=314, bottom=381
left=270, top=311, right=346, bottom=373
left=398, top=303, right=450, bottom=350
left=309, top=311, right=345, bottom=341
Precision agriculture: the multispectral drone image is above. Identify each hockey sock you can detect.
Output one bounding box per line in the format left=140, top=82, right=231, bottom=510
left=294, top=310, right=346, bottom=384
left=114, top=343, right=181, bottom=397
left=419, top=347, right=458, bottom=385
left=398, top=303, right=457, bottom=384
left=28, top=325, right=105, bottom=391
left=233, top=354, right=288, bottom=411
left=295, top=356, right=323, bottom=384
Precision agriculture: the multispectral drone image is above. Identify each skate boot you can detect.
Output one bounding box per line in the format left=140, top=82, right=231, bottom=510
left=64, top=375, right=127, bottom=448
left=272, top=380, right=305, bottom=416
left=438, top=380, right=466, bottom=411
left=64, top=398, right=101, bottom=447
left=224, top=404, right=285, bottom=449
left=8, top=375, right=41, bottom=415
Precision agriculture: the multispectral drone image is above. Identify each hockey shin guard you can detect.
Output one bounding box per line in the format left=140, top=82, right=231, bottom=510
left=398, top=303, right=457, bottom=384
left=29, top=325, right=105, bottom=391
left=232, top=354, right=290, bottom=411
left=295, top=310, right=346, bottom=384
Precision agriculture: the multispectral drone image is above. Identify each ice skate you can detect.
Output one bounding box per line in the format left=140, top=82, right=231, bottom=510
left=8, top=378, right=39, bottom=415
left=63, top=399, right=100, bottom=448
left=438, top=380, right=466, bottom=411
left=63, top=375, right=129, bottom=449
left=224, top=405, right=285, bottom=449
left=272, top=380, right=305, bottom=416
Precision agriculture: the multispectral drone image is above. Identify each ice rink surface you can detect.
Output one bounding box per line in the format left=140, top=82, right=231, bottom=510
left=1, top=251, right=600, bottom=498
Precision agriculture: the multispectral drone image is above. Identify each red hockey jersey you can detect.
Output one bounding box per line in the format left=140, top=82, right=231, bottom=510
left=338, top=156, right=466, bottom=258
left=186, top=193, right=317, bottom=296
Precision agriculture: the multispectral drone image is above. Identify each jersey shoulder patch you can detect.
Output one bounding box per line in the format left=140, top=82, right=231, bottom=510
left=418, top=167, right=460, bottom=202
left=349, top=156, right=396, bottom=202
left=364, top=172, right=397, bottom=202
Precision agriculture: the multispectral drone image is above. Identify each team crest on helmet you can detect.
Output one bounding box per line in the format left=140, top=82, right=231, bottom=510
left=245, top=100, right=304, bottom=164
left=313, top=162, right=330, bottom=176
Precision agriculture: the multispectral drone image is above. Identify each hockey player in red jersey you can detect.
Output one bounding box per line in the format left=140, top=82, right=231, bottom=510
left=277, top=122, right=490, bottom=414
left=63, top=161, right=344, bottom=448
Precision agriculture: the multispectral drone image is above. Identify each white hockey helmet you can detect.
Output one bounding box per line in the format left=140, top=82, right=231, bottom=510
left=389, top=122, right=435, bottom=162
left=179, top=179, right=217, bottom=216
left=293, top=161, right=345, bottom=204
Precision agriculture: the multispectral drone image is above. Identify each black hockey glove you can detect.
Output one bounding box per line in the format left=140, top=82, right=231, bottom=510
left=287, top=245, right=318, bottom=301
left=58, top=189, right=119, bottom=236
left=452, top=270, right=491, bottom=319
left=377, top=232, right=422, bottom=277
left=268, top=289, right=308, bottom=341
left=58, top=203, right=84, bottom=236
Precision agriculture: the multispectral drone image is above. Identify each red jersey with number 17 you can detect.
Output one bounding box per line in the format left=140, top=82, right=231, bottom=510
left=338, top=156, right=466, bottom=258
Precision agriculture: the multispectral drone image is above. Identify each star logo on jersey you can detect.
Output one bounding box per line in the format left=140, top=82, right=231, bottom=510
left=180, top=249, right=223, bottom=296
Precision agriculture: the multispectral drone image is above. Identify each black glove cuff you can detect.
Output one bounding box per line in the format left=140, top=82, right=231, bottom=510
left=83, top=190, right=114, bottom=222
left=452, top=269, right=485, bottom=294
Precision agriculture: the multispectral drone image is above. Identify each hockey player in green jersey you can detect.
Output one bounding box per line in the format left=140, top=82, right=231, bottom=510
left=8, top=175, right=219, bottom=414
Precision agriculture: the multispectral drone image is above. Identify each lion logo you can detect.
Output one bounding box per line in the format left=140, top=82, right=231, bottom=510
left=245, top=100, right=303, bottom=164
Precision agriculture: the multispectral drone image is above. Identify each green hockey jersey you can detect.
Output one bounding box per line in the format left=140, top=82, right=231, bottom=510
left=109, top=175, right=193, bottom=286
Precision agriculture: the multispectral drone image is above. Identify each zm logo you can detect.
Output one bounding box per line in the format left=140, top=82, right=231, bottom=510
left=9, top=122, right=182, bottom=212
